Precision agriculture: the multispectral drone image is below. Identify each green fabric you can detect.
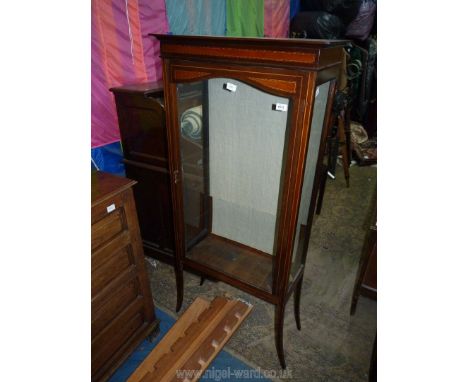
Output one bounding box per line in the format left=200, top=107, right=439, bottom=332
left=226, top=0, right=264, bottom=37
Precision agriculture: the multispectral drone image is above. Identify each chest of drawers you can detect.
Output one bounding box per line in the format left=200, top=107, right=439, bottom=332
left=91, top=171, right=158, bottom=381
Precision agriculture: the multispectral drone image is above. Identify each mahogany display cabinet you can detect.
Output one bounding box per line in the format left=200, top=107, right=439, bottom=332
left=152, top=34, right=347, bottom=368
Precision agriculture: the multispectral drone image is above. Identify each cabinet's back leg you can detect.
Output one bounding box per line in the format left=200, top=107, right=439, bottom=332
left=175, top=266, right=184, bottom=312
left=294, top=276, right=304, bottom=331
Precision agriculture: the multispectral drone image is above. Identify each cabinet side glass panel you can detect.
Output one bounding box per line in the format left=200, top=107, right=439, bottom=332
left=289, top=81, right=331, bottom=283
left=177, top=81, right=208, bottom=248
left=176, top=78, right=291, bottom=292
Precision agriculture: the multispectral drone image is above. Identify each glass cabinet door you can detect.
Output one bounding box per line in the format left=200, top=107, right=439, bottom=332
left=176, top=78, right=291, bottom=293
left=289, top=81, right=332, bottom=284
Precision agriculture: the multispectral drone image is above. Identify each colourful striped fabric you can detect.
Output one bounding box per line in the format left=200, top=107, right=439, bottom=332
left=91, top=0, right=168, bottom=148
left=91, top=0, right=291, bottom=173
left=139, top=0, right=170, bottom=82
left=92, top=0, right=120, bottom=149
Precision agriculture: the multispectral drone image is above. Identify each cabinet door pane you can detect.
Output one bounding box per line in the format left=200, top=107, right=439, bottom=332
left=177, top=78, right=291, bottom=292
left=290, top=81, right=331, bottom=283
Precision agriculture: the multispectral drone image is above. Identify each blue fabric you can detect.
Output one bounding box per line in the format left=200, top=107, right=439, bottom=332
left=91, top=141, right=125, bottom=177
left=165, top=0, right=226, bottom=36
left=290, top=0, right=301, bottom=19
left=109, top=308, right=271, bottom=381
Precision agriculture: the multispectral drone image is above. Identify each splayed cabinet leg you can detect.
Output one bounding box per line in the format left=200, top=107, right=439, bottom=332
left=275, top=302, right=287, bottom=369
left=294, top=276, right=304, bottom=331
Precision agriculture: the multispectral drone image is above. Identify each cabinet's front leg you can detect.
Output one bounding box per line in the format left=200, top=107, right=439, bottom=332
left=275, top=301, right=287, bottom=369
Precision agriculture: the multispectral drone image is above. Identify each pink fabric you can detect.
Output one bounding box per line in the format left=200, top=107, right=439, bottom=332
left=139, top=0, right=169, bottom=82
left=92, top=1, right=120, bottom=148
left=91, top=0, right=169, bottom=148
left=264, top=0, right=290, bottom=38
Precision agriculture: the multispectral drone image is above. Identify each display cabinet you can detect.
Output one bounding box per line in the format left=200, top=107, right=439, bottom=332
left=153, top=34, right=347, bottom=368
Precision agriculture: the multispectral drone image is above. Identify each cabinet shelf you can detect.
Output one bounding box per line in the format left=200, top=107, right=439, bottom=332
left=186, top=234, right=273, bottom=294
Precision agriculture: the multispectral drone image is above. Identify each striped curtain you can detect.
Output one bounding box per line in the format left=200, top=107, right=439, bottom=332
left=165, top=0, right=226, bottom=36
left=91, top=0, right=169, bottom=149
left=264, top=0, right=290, bottom=38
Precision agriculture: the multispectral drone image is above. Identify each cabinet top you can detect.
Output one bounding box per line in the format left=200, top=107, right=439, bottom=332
left=109, top=81, right=163, bottom=95
left=152, top=34, right=348, bottom=70
left=91, top=171, right=136, bottom=207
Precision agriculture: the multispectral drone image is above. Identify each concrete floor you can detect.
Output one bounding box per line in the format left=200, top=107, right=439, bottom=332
left=145, top=165, right=377, bottom=381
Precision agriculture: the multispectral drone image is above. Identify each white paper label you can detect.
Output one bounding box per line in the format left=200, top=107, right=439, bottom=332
left=225, top=82, right=237, bottom=92
left=275, top=103, right=288, bottom=112
left=106, top=204, right=116, bottom=213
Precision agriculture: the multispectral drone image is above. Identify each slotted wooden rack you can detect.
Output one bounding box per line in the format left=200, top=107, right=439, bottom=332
left=128, top=297, right=252, bottom=382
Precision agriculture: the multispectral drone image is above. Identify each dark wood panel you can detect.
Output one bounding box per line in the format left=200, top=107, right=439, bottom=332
left=112, top=85, right=166, bottom=167
left=125, top=163, right=174, bottom=254
left=111, top=84, right=175, bottom=262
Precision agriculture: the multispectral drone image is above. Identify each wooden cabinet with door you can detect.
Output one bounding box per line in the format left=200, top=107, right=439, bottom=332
left=110, top=82, right=175, bottom=264
left=153, top=34, right=347, bottom=368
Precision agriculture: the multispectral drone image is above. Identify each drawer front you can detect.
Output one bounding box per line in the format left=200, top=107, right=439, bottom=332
left=91, top=191, right=126, bottom=225
left=92, top=278, right=139, bottom=337
left=91, top=230, right=131, bottom=273
left=91, top=243, right=133, bottom=297
left=91, top=208, right=126, bottom=251
left=91, top=297, right=145, bottom=376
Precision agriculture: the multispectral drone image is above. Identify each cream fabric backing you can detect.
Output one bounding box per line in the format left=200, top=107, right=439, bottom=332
left=208, top=78, right=289, bottom=254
